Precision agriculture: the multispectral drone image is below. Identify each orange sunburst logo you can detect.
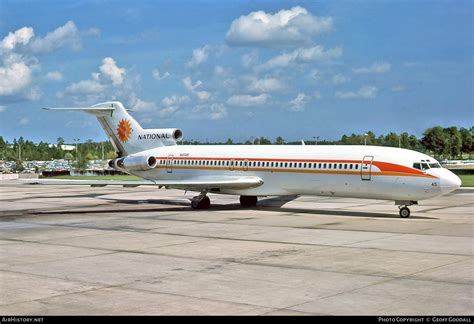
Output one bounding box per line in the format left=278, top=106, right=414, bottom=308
left=117, top=118, right=133, bottom=142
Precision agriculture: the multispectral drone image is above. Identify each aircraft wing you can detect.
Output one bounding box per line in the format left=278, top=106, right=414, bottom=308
left=22, top=175, right=264, bottom=190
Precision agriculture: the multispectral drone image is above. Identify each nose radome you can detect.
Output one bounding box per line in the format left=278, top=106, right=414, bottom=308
left=440, top=170, right=462, bottom=194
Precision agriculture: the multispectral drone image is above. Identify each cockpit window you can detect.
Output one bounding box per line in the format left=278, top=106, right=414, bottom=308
left=429, top=163, right=441, bottom=168
left=413, top=163, right=421, bottom=170
left=421, top=163, right=430, bottom=170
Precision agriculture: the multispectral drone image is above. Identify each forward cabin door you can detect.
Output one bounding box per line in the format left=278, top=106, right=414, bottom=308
left=166, top=154, right=174, bottom=173
left=361, top=155, right=374, bottom=181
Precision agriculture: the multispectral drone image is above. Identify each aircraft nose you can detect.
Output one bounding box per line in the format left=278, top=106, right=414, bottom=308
left=440, top=170, right=462, bottom=194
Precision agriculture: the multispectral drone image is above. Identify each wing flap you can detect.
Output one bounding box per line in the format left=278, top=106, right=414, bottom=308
left=21, top=176, right=263, bottom=190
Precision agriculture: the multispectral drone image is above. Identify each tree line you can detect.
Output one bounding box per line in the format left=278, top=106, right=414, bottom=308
left=0, top=126, right=472, bottom=164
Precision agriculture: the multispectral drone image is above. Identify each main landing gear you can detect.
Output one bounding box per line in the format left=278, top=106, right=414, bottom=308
left=396, top=201, right=418, bottom=218
left=240, top=195, right=257, bottom=208
left=190, top=190, right=210, bottom=209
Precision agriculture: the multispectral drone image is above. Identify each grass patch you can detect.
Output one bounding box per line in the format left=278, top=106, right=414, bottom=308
left=46, top=175, right=142, bottom=181
left=459, top=174, right=474, bottom=187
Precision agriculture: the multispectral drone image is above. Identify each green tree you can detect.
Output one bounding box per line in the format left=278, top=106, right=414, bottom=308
left=459, top=127, right=473, bottom=157
left=64, top=152, right=74, bottom=160
left=275, top=136, right=285, bottom=145
left=443, top=127, right=462, bottom=159
left=421, top=127, right=446, bottom=157
left=225, top=138, right=233, bottom=144
left=72, top=155, right=89, bottom=170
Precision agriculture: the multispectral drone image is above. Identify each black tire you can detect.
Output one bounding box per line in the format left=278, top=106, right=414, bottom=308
left=399, top=207, right=410, bottom=218
left=199, top=196, right=211, bottom=209
left=191, top=199, right=199, bottom=209
left=240, top=196, right=257, bottom=208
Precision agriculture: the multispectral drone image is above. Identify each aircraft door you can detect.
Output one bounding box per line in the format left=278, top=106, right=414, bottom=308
left=361, top=155, right=373, bottom=181
left=243, top=159, right=249, bottom=171
left=166, top=154, right=174, bottom=173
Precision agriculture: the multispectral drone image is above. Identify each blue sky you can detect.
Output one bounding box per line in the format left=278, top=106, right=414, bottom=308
left=0, top=0, right=472, bottom=143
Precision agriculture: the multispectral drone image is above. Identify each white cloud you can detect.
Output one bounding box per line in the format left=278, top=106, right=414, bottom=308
left=182, top=76, right=210, bottom=100
left=214, top=65, right=231, bottom=77
left=336, top=85, right=378, bottom=99
left=1, top=27, right=34, bottom=51
left=353, top=62, right=391, bottom=74
left=227, top=94, right=268, bottom=107
left=161, top=95, right=189, bottom=107
left=258, top=45, right=342, bottom=71
left=226, top=6, right=333, bottom=47
left=391, top=85, right=406, bottom=92
left=0, top=62, right=32, bottom=96
left=332, top=74, right=349, bottom=84
left=192, top=103, right=228, bottom=120
left=289, top=93, right=308, bottom=111
left=152, top=68, right=170, bottom=81
left=100, top=57, right=125, bottom=85
left=241, top=50, right=259, bottom=68
left=0, top=22, right=98, bottom=102
left=30, top=21, right=82, bottom=53
left=44, top=71, right=63, bottom=81
left=131, top=99, right=158, bottom=112
left=18, top=117, right=29, bottom=126
left=186, top=45, right=211, bottom=67
left=65, top=79, right=105, bottom=94
left=248, top=78, right=283, bottom=93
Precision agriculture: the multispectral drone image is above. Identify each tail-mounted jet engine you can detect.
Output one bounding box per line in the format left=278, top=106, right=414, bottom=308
left=108, top=155, right=157, bottom=171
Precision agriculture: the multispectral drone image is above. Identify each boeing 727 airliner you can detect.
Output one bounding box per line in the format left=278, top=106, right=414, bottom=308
left=40, top=101, right=461, bottom=218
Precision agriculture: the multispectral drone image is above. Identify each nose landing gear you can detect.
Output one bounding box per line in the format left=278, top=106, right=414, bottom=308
left=398, top=206, right=410, bottom=218
left=396, top=200, right=418, bottom=218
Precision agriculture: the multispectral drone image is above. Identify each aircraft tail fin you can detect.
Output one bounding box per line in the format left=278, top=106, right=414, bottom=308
left=44, top=101, right=182, bottom=156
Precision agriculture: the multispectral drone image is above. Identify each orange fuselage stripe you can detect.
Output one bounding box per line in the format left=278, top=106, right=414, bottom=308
left=155, top=156, right=433, bottom=178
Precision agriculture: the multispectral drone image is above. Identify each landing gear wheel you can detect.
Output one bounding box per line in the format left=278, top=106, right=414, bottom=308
left=399, top=206, right=410, bottom=218
left=240, top=195, right=257, bottom=208
left=191, top=196, right=211, bottom=209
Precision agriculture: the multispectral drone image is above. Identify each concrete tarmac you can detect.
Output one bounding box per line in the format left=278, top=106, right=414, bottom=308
left=0, top=181, right=472, bottom=315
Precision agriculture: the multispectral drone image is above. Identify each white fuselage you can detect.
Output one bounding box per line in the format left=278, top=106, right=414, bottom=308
left=129, top=145, right=461, bottom=201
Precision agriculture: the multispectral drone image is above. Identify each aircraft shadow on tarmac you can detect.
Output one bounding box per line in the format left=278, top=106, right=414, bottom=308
left=97, top=196, right=438, bottom=220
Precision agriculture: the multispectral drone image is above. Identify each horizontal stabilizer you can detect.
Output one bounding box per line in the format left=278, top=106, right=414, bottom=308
left=43, top=107, right=115, bottom=116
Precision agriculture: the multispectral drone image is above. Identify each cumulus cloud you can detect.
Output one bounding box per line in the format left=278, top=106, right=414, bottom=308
left=332, top=74, right=349, bottom=85
left=44, top=71, right=63, bottom=81
left=1, top=27, right=34, bottom=51
left=65, top=79, right=105, bottom=95
left=227, top=94, right=268, bottom=107
left=257, top=45, right=342, bottom=71
left=353, top=61, right=391, bottom=74
left=391, top=85, right=406, bottom=92
left=241, top=50, right=259, bottom=68
left=152, top=68, right=170, bottom=80
left=186, top=45, right=211, bottom=67
left=18, top=117, right=30, bottom=126
left=182, top=76, right=210, bottom=100
left=161, top=95, right=189, bottom=107
left=30, top=21, right=82, bottom=53
left=193, top=103, right=228, bottom=120
left=226, top=6, right=333, bottom=47
left=0, top=62, right=32, bottom=96
left=0, top=21, right=98, bottom=102
left=248, top=77, right=283, bottom=93
left=100, top=57, right=125, bottom=85
left=289, top=93, right=308, bottom=111
left=336, top=85, right=378, bottom=99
